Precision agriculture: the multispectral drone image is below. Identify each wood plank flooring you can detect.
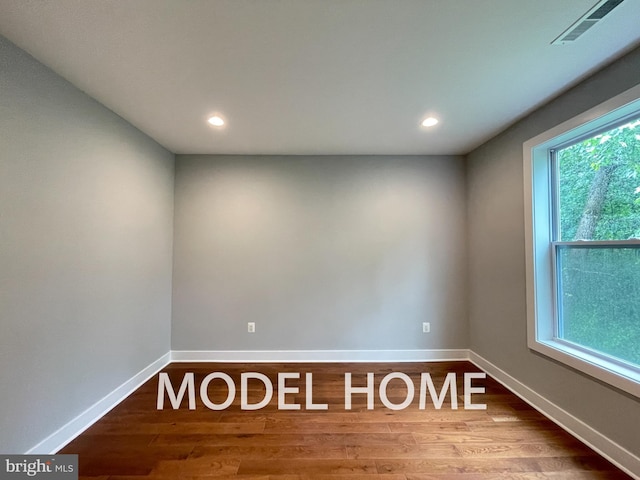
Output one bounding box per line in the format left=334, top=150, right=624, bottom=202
left=59, top=362, right=633, bottom=479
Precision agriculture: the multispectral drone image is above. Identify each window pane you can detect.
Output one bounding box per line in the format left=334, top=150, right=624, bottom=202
left=557, top=119, right=640, bottom=241
left=557, top=246, right=640, bottom=366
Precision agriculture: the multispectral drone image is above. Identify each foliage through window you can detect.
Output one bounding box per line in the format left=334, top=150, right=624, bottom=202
left=553, top=119, right=640, bottom=368
left=556, top=119, right=640, bottom=242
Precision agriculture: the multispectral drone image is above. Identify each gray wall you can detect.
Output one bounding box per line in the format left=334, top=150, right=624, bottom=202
left=172, top=155, right=467, bottom=351
left=466, top=46, right=640, bottom=455
left=0, top=36, right=175, bottom=453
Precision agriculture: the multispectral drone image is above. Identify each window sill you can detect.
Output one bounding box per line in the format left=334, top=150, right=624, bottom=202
left=529, top=337, right=640, bottom=398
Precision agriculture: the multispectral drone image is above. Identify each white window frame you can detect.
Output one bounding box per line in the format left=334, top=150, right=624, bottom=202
left=523, top=83, right=640, bottom=398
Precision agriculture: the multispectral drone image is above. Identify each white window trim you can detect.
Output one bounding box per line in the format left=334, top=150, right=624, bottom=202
left=523, top=83, right=640, bottom=398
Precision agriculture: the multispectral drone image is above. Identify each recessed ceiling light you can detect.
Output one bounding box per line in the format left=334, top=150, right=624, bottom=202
left=207, top=115, right=225, bottom=127
left=421, top=117, right=439, bottom=127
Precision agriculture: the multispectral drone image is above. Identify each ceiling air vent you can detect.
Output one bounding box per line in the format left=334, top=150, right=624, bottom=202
left=552, top=0, right=625, bottom=45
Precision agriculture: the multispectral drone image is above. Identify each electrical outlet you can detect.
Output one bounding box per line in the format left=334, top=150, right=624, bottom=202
left=422, top=322, right=430, bottom=333
left=248, top=322, right=255, bottom=333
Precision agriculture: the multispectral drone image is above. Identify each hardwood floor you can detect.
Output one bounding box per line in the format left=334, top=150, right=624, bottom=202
left=59, top=362, right=633, bottom=479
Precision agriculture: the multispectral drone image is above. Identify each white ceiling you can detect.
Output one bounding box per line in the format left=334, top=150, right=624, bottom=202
left=1, top=0, right=639, bottom=155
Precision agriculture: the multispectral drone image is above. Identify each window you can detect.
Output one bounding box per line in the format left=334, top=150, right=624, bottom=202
left=524, top=84, right=640, bottom=397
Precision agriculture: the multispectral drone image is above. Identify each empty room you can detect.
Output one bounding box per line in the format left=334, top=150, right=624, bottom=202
left=1, top=1, right=639, bottom=479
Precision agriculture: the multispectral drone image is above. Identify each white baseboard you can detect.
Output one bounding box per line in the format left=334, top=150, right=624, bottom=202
left=170, top=349, right=470, bottom=363
left=26, top=352, right=171, bottom=455
left=468, top=351, right=640, bottom=480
